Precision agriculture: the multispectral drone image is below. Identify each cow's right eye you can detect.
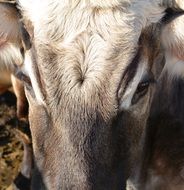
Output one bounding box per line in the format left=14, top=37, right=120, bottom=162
left=132, top=81, right=150, bottom=105
left=132, top=71, right=155, bottom=105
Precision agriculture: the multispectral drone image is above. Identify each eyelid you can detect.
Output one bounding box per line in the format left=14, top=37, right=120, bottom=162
left=140, top=71, right=155, bottom=85
left=14, top=69, right=31, bottom=86
left=131, top=72, right=155, bottom=105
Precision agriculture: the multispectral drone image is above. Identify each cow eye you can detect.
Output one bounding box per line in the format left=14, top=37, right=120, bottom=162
left=14, top=70, right=32, bottom=89
left=132, top=72, right=155, bottom=105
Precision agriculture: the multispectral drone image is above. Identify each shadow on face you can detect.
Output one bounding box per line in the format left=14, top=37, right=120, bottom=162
left=138, top=76, right=184, bottom=190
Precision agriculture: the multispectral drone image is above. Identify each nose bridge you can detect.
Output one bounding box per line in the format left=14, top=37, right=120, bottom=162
left=30, top=84, right=120, bottom=189
left=48, top=117, right=115, bottom=189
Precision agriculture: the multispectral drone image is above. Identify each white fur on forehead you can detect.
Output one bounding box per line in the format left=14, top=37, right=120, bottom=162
left=18, top=0, right=124, bottom=21
left=18, top=0, right=133, bottom=46
left=18, top=0, right=164, bottom=28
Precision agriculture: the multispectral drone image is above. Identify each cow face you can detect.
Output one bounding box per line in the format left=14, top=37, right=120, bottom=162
left=1, top=0, right=184, bottom=189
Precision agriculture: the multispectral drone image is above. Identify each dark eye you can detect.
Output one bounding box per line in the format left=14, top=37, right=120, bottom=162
left=132, top=72, right=155, bottom=105
left=14, top=68, right=36, bottom=99
left=14, top=69, right=32, bottom=90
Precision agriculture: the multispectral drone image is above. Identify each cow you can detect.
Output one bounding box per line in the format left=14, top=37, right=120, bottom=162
left=0, top=1, right=28, bottom=119
left=1, top=0, right=184, bottom=189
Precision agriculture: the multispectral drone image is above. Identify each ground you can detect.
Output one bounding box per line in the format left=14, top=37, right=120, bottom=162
left=0, top=91, right=29, bottom=190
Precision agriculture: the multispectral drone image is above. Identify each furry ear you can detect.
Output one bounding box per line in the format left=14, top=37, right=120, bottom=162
left=0, top=2, right=22, bottom=45
left=0, top=2, right=31, bottom=68
left=0, top=2, right=22, bottom=68
left=0, top=2, right=31, bottom=50
left=161, top=14, right=184, bottom=78
left=161, top=14, right=184, bottom=60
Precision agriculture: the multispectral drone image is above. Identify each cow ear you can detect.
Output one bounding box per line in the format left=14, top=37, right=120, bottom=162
left=161, top=14, right=184, bottom=60
left=161, top=14, right=184, bottom=77
left=0, top=2, right=21, bottom=46
left=0, top=2, right=31, bottom=51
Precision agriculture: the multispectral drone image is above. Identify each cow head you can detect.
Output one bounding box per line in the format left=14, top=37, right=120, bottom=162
left=1, top=0, right=184, bottom=189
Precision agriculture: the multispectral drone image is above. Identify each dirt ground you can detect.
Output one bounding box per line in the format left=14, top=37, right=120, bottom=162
left=0, top=91, right=29, bottom=190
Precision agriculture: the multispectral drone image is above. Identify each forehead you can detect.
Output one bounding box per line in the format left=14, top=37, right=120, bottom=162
left=20, top=0, right=162, bottom=64
left=21, top=0, right=136, bottom=48
left=19, top=0, right=164, bottom=44
left=22, top=0, right=158, bottom=108
left=22, top=1, right=145, bottom=73
left=23, top=4, right=136, bottom=66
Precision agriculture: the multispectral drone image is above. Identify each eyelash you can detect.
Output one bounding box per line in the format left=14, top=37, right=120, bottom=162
left=131, top=77, right=155, bottom=105
left=14, top=70, right=32, bottom=87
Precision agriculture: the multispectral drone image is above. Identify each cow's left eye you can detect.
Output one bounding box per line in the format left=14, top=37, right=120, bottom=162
left=132, top=72, right=155, bottom=105
left=14, top=70, right=32, bottom=90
